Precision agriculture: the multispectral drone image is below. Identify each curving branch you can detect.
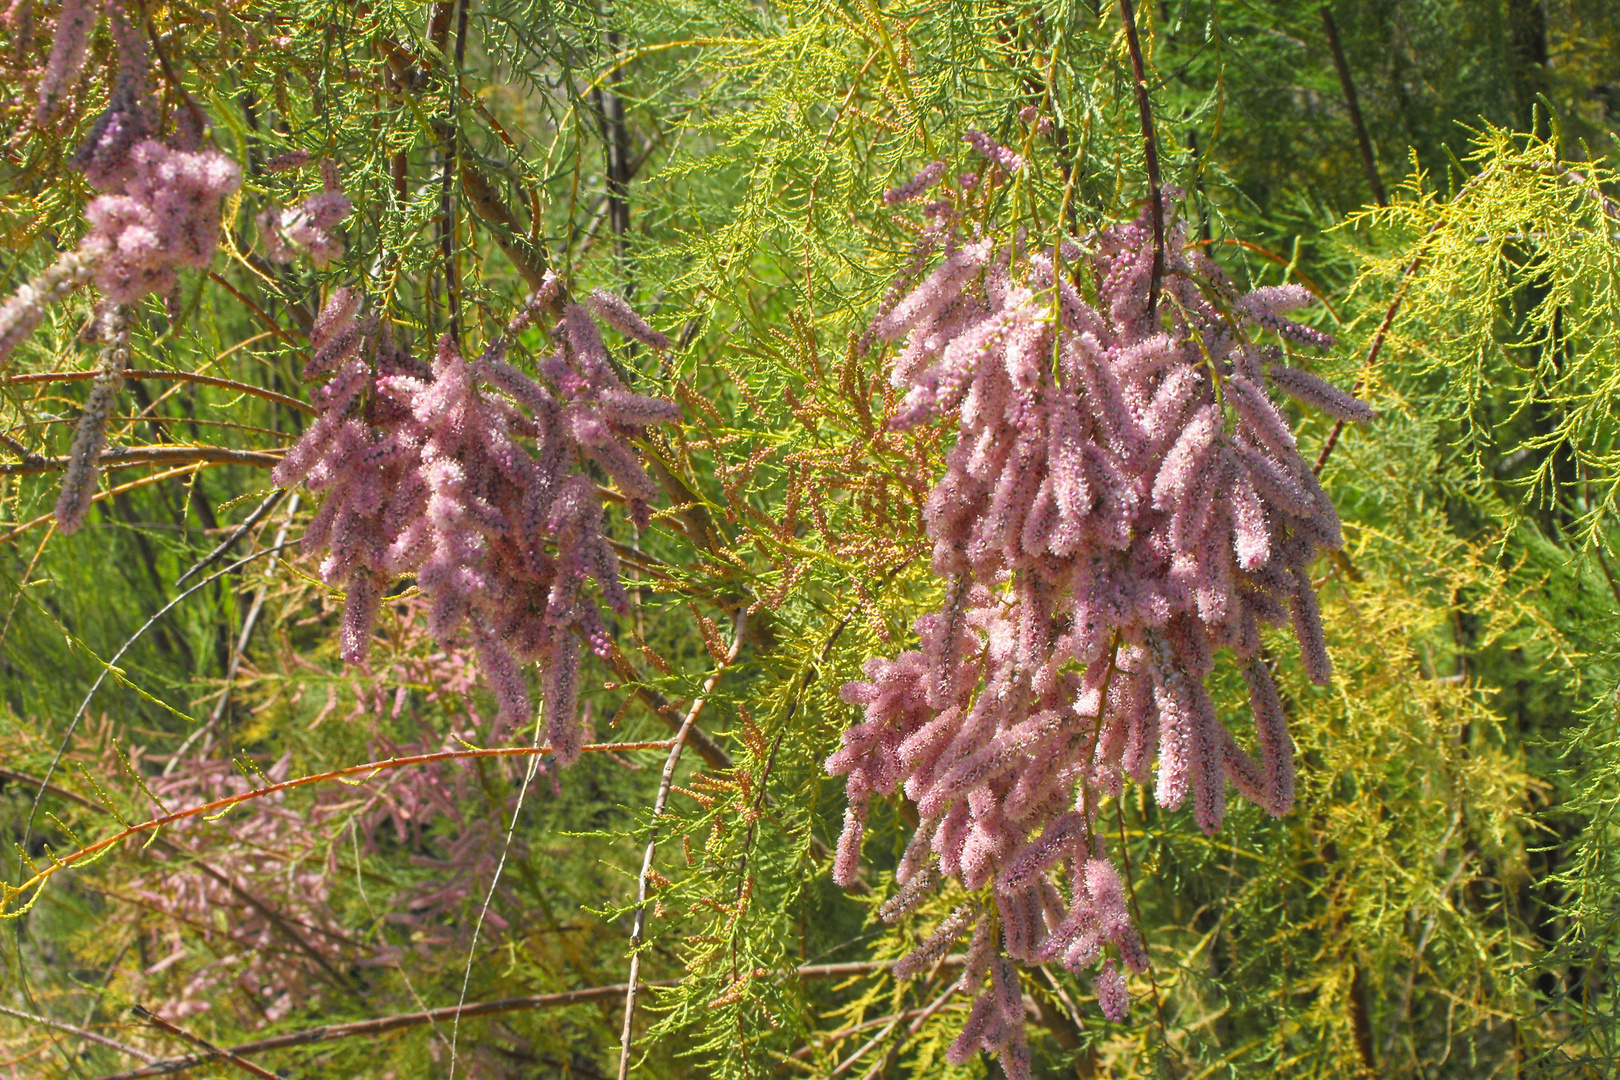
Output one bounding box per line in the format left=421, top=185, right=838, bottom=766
left=0, top=444, right=285, bottom=475
left=5, top=740, right=673, bottom=916
left=5, top=369, right=317, bottom=416
left=617, top=608, right=747, bottom=1080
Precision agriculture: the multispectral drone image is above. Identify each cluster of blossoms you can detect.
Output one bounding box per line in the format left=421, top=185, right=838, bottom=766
left=258, top=158, right=353, bottom=268
left=274, top=279, right=678, bottom=761
left=827, top=149, right=1371, bottom=1077
left=0, top=0, right=241, bottom=531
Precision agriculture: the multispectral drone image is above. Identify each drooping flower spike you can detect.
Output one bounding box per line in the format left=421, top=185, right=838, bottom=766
left=827, top=168, right=1368, bottom=1078
left=277, top=279, right=678, bottom=758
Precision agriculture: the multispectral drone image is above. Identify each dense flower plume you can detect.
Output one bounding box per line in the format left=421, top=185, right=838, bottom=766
left=275, top=280, right=679, bottom=761
left=826, top=164, right=1370, bottom=1076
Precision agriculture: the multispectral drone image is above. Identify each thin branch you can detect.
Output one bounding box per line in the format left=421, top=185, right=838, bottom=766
left=1120, top=0, right=1164, bottom=317
left=6, top=737, right=671, bottom=914
left=132, top=1007, right=275, bottom=1080
left=1320, top=6, right=1387, bottom=207
left=852, top=978, right=959, bottom=1080
left=0, top=1003, right=156, bottom=1064
left=0, top=765, right=362, bottom=995
left=0, top=462, right=236, bottom=544
left=86, top=959, right=965, bottom=1080
left=17, top=541, right=303, bottom=874
left=174, top=488, right=284, bottom=588
left=205, top=273, right=307, bottom=354
left=600, top=639, right=735, bottom=771
left=165, top=493, right=301, bottom=769
left=618, top=608, right=747, bottom=1080
left=1315, top=165, right=1495, bottom=474
left=4, top=370, right=316, bottom=416
left=0, top=444, right=284, bottom=475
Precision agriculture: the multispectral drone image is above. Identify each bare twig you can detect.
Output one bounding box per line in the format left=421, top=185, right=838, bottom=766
left=1120, top=0, right=1164, bottom=317
left=7, top=737, right=671, bottom=913
left=1320, top=6, right=1387, bottom=207
left=15, top=541, right=303, bottom=877
left=132, top=1007, right=276, bottom=1080
left=174, top=488, right=284, bottom=588
left=618, top=609, right=747, bottom=1080
left=165, top=494, right=301, bottom=770
left=600, top=639, right=735, bottom=770
left=4, top=370, right=314, bottom=416
left=0, top=1003, right=156, bottom=1064
left=0, top=444, right=284, bottom=475
left=852, top=979, right=959, bottom=1080
left=88, top=959, right=964, bottom=1080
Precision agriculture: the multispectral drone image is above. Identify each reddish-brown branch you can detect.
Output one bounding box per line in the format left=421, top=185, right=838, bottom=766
left=1120, top=0, right=1164, bottom=317
left=205, top=273, right=308, bottom=353
left=3, top=742, right=673, bottom=912
left=133, top=1008, right=276, bottom=1080
left=5, top=370, right=316, bottom=415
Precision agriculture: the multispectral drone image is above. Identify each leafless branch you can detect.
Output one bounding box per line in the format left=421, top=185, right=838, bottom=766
left=618, top=608, right=747, bottom=1080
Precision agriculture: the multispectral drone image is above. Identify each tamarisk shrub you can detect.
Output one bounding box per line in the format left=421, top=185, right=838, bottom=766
left=826, top=153, right=1371, bottom=1077
left=274, top=280, right=679, bottom=761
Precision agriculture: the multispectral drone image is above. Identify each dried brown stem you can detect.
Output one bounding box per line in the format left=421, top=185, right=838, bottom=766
left=0, top=444, right=285, bottom=475
left=1320, top=7, right=1387, bottom=207
left=1120, top=0, right=1164, bottom=317
left=89, top=959, right=965, bottom=1080
left=132, top=1007, right=276, bottom=1080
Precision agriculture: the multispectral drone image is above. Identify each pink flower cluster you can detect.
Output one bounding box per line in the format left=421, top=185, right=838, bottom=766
left=259, top=159, right=352, bottom=268
left=963, top=128, right=1024, bottom=174
left=826, top=184, right=1369, bottom=1074
left=80, top=138, right=241, bottom=302
left=1, top=0, right=240, bottom=362
left=2, top=0, right=243, bottom=532
left=275, top=279, right=679, bottom=762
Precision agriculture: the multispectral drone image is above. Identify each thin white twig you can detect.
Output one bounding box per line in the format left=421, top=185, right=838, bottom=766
left=446, top=677, right=553, bottom=1080
left=165, top=493, right=300, bottom=774
left=617, top=608, right=747, bottom=1080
